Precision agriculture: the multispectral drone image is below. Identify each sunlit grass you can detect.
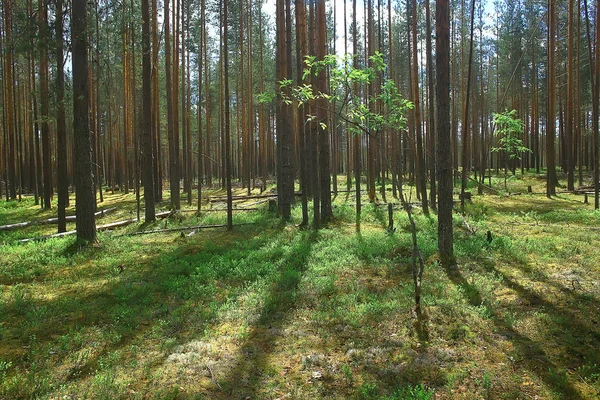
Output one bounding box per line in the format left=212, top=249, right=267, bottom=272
left=0, top=172, right=599, bottom=399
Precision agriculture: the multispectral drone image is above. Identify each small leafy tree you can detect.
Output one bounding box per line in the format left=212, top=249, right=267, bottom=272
left=281, top=52, right=413, bottom=140
left=492, top=110, right=531, bottom=189
left=280, top=52, right=429, bottom=310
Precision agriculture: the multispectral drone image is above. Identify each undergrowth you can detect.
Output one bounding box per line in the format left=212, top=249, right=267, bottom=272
left=1, top=173, right=599, bottom=399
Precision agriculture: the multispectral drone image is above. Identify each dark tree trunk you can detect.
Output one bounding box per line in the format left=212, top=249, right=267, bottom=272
left=56, top=0, right=68, bottom=232
left=72, top=0, right=97, bottom=243
left=296, top=0, right=309, bottom=226
left=546, top=0, right=558, bottom=197
left=222, top=0, right=233, bottom=230
left=317, top=0, right=332, bottom=223
left=39, top=0, right=52, bottom=208
left=436, top=0, right=455, bottom=267
left=142, top=0, right=155, bottom=221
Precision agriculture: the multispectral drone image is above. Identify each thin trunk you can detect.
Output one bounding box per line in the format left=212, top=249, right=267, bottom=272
left=412, top=0, right=428, bottom=214
left=40, top=0, right=51, bottom=208
left=72, top=0, right=97, bottom=243
left=460, top=0, right=476, bottom=207
left=56, top=0, right=68, bottom=232
left=425, top=0, right=436, bottom=208
left=546, top=0, right=558, bottom=197
left=223, top=0, right=233, bottom=230
left=317, top=0, right=331, bottom=222
left=296, top=0, right=309, bottom=226
left=436, top=0, right=455, bottom=267
left=142, top=0, right=156, bottom=221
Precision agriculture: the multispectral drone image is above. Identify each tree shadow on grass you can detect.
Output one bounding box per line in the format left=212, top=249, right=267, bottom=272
left=443, top=262, right=586, bottom=400
left=0, top=224, right=282, bottom=399
left=216, top=231, right=316, bottom=399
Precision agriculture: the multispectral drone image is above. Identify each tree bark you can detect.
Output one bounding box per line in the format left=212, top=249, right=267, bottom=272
left=56, top=0, right=68, bottom=232
left=546, top=0, right=558, bottom=197
left=72, top=0, right=97, bottom=243
left=142, top=0, right=155, bottom=221
left=436, top=0, right=455, bottom=267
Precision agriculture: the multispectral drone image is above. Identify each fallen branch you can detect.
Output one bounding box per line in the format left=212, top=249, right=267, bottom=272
left=0, top=207, right=117, bottom=231
left=124, top=222, right=253, bottom=236
left=458, top=213, right=477, bottom=235
left=18, top=210, right=172, bottom=243
left=208, top=192, right=302, bottom=202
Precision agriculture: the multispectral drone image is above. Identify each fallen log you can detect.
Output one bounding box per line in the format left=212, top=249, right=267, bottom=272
left=208, top=192, right=302, bottom=202
left=17, top=210, right=173, bottom=243
left=0, top=207, right=117, bottom=231
left=124, top=222, right=253, bottom=236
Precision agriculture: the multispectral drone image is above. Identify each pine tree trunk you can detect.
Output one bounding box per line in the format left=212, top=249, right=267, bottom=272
left=546, top=0, right=558, bottom=197
left=436, top=0, right=455, bottom=267
left=56, top=0, right=68, bottom=232
left=142, top=0, right=155, bottom=221
left=72, top=0, right=97, bottom=243
left=222, top=0, right=233, bottom=230
left=39, top=0, right=52, bottom=208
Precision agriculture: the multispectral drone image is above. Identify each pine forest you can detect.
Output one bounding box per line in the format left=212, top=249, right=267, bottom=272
left=1, top=0, right=600, bottom=398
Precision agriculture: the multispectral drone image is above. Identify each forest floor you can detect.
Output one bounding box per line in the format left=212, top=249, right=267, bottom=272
left=1, top=172, right=600, bottom=400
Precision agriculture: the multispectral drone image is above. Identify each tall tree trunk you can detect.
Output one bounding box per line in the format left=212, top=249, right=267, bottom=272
left=152, top=0, right=162, bottom=200
left=56, top=0, right=68, bottom=232
left=165, top=0, right=180, bottom=209
left=142, top=0, right=155, bottom=221
left=276, top=0, right=294, bottom=221
left=197, top=0, right=205, bottom=211
left=296, top=0, right=309, bottom=226
left=436, top=0, right=455, bottom=267
left=3, top=0, right=16, bottom=200
left=566, top=0, right=575, bottom=190
left=223, top=0, right=233, bottom=230
left=353, top=0, right=361, bottom=228
left=72, top=0, right=97, bottom=243
left=412, top=0, right=429, bottom=214
left=317, top=0, right=332, bottom=222
left=425, top=0, right=436, bottom=208
left=460, top=0, right=476, bottom=207
left=39, top=0, right=52, bottom=208
left=546, top=0, right=558, bottom=197
left=594, top=0, right=600, bottom=208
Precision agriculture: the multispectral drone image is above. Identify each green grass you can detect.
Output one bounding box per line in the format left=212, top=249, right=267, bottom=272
left=1, top=174, right=600, bottom=399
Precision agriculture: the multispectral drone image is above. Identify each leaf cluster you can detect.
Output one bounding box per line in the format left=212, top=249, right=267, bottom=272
left=491, top=109, right=531, bottom=160
left=277, top=51, right=413, bottom=136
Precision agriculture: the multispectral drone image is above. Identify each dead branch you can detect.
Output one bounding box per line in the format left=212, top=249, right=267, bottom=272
left=0, top=207, right=117, bottom=231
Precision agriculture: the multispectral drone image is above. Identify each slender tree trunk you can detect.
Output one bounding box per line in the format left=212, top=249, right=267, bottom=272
left=152, top=0, right=161, bottom=200
left=317, top=0, right=332, bottom=222
left=39, top=0, right=51, bottom=208
left=436, top=0, right=455, bottom=267
left=296, top=0, right=309, bottom=226
left=72, top=0, right=97, bottom=243
left=56, top=0, right=68, bottom=232
left=165, top=0, right=180, bottom=209
left=425, top=0, right=436, bottom=208
left=142, top=0, right=155, bottom=221
left=223, top=0, right=233, bottom=230
left=3, top=0, right=16, bottom=200
left=353, top=0, right=361, bottom=228
left=460, top=0, right=476, bottom=207
left=276, top=0, right=294, bottom=221
left=412, top=0, right=428, bottom=214
left=566, top=0, right=575, bottom=190
left=546, top=0, right=558, bottom=197
left=594, top=0, right=600, bottom=208
left=197, top=0, right=205, bottom=211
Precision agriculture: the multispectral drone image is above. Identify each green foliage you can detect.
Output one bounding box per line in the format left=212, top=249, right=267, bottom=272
left=491, top=110, right=531, bottom=162
left=280, top=52, right=413, bottom=136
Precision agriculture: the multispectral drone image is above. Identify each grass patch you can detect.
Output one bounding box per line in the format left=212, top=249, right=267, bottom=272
left=1, top=174, right=599, bottom=399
